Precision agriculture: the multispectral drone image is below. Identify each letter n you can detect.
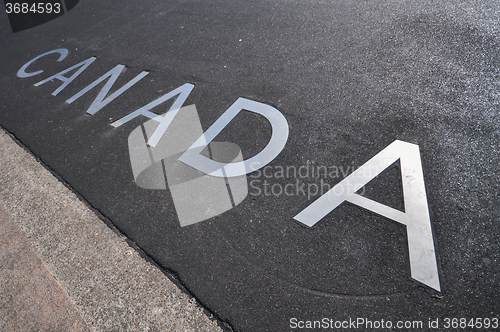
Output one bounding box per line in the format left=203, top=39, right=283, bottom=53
left=294, top=140, right=440, bottom=291
left=66, top=64, right=148, bottom=115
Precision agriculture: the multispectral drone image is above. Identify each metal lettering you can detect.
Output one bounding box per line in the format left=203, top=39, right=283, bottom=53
left=34, top=56, right=96, bottom=96
left=179, top=98, right=289, bottom=178
left=294, top=140, right=440, bottom=291
left=17, top=48, right=69, bottom=78
left=66, top=64, right=149, bottom=115
left=111, top=83, right=194, bottom=147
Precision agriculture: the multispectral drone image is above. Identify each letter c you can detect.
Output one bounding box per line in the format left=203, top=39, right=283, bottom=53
left=17, top=48, right=69, bottom=78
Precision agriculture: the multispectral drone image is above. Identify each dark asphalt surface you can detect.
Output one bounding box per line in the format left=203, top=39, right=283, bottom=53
left=1, top=1, right=499, bottom=331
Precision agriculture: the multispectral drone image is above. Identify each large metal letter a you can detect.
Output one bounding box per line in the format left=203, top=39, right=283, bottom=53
left=294, top=140, right=440, bottom=291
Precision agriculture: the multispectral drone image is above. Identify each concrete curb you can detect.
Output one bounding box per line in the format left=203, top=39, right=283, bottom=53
left=0, top=128, right=223, bottom=332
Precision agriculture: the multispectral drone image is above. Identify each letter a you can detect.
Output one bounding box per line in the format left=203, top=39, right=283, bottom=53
left=66, top=64, right=148, bottom=115
left=294, top=140, right=440, bottom=291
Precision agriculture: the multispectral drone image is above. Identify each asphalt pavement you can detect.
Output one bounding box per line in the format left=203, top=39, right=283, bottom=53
left=0, top=0, right=499, bottom=331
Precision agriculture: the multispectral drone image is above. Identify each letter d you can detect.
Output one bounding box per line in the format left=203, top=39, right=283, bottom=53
left=179, top=98, right=289, bottom=177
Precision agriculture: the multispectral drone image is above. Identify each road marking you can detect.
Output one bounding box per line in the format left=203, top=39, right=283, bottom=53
left=295, top=140, right=440, bottom=291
